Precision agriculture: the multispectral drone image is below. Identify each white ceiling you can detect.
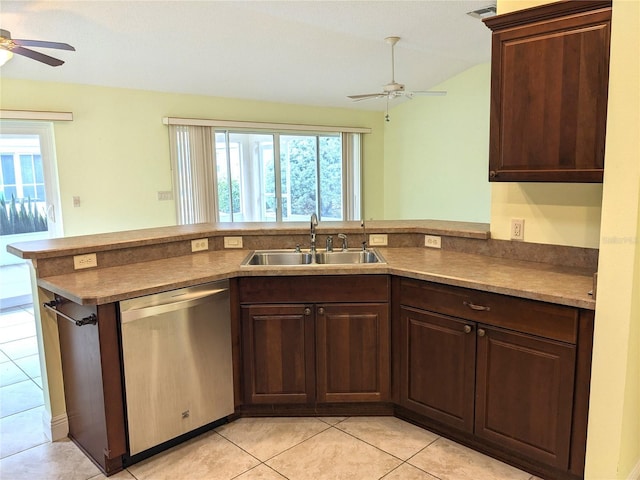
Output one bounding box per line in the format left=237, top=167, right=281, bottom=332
left=0, top=1, right=493, bottom=111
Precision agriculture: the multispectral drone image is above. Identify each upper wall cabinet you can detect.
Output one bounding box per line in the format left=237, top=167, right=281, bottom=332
left=484, top=0, right=612, bottom=182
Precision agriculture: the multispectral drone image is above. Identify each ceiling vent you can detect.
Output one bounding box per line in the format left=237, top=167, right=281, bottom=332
left=467, top=5, right=497, bottom=19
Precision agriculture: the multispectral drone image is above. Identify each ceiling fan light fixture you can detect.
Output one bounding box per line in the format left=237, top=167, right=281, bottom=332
left=0, top=49, right=13, bottom=67
left=348, top=36, right=447, bottom=103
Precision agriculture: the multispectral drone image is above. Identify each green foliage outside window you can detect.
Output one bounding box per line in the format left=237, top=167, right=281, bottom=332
left=217, top=179, right=241, bottom=214
left=281, top=136, right=342, bottom=220
left=0, top=194, right=48, bottom=236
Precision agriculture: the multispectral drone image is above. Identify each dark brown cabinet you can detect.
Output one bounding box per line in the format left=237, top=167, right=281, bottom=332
left=241, top=304, right=315, bottom=404
left=395, top=277, right=593, bottom=480
left=399, top=307, right=476, bottom=432
left=475, top=325, right=576, bottom=468
left=49, top=296, right=126, bottom=475
left=238, top=276, right=390, bottom=408
left=317, top=303, right=389, bottom=403
left=484, top=0, right=612, bottom=182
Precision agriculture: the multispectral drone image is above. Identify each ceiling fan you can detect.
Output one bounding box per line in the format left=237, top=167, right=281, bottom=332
left=0, top=29, right=75, bottom=67
left=348, top=36, right=446, bottom=102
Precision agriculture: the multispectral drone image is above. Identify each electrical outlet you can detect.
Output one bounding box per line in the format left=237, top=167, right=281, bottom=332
left=223, top=236, right=243, bottom=248
left=72, top=196, right=81, bottom=208
left=73, top=253, right=97, bottom=269
left=369, top=234, right=388, bottom=246
left=191, top=238, right=209, bottom=252
left=511, top=218, right=525, bottom=241
left=424, top=235, right=442, bottom=249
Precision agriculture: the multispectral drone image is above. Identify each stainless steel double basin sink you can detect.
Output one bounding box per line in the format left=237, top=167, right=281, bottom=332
left=241, top=249, right=385, bottom=266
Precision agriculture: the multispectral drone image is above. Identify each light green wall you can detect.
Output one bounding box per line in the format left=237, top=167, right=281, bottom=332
left=382, top=63, right=491, bottom=222
left=585, top=0, right=640, bottom=477
left=0, top=79, right=385, bottom=236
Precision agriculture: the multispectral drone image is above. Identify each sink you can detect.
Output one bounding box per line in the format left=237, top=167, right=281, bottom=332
left=241, top=249, right=384, bottom=266
left=242, top=250, right=313, bottom=265
left=315, top=249, right=384, bottom=264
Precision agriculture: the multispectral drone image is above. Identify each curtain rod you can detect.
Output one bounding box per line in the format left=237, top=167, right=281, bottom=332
left=0, top=110, right=73, bottom=121
left=162, top=117, right=371, bottom=134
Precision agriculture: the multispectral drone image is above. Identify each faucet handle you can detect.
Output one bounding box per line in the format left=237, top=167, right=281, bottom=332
left=338, top=233, right=348, bottom=251
left=326, top=236, right=333, bottom=252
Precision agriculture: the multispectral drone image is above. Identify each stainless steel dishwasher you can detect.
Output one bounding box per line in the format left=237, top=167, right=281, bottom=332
left=119, top=280, right=234, bottom=455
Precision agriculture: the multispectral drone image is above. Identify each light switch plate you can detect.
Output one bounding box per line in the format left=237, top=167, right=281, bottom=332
left=224, top=236, right=243, bottom=248
left=369, top=234, right=388, bottom=246
left=424, top=235, right=442, bottom=249
left=157, top=191, right=173, bottom=201
left=73, top=253, right=97, bottom=269
left=191, top=238, right=209, bottom=252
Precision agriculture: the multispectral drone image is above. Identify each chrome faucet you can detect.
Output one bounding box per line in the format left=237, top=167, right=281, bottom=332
left=338, top=233, right=348, bottom=251
left=310, top=213, right=318, bottom=253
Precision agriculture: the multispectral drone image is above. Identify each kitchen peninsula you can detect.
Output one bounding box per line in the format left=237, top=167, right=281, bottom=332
left=8, top=220, right=597, bottom=480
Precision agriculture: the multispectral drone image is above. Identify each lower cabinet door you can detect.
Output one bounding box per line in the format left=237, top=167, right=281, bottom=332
left=241, top=304, right=315, bottom=404
left=475, top=325, right=576, bottom=468
left=316, top=303, right=390, bottom=403
left=399, top=306, right=476, bottom=432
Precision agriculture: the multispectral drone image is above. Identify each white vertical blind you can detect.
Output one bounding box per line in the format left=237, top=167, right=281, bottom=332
left=343, top=132, right=362, bottom=221
left=169, top=125, right=217, bottom=224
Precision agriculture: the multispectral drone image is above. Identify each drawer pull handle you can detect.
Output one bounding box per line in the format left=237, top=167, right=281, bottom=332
left=463, top=301, right=491, bottom=312
left=304, top=307, right=311, bottom=316
left=463, top=325, right=472, bottom=334
left=478, top=328, right=486, bottom=337
left=318, top=307, right=325, bottom=315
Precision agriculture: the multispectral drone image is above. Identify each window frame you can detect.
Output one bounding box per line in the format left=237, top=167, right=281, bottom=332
left=0, top=120, right=63, bottom=238
left=168, top=119, right=366, bottom=225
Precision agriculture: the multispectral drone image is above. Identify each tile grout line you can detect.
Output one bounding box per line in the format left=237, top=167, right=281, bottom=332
left=0, top=364, right=44, bottom=395
left=215, top=418, right=342, bottom=479
left=331, top=422, right=446, bottom=480
left=0, top=436, right=49, bottom=461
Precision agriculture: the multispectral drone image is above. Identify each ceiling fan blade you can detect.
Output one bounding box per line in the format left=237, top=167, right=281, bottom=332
left=410, top=91, right=447, bottom=96
left=347, top=93, right=386, bottom=101
left=13, top=39, right=75, bottom=51
left=10, top=46, right=65, bottom=66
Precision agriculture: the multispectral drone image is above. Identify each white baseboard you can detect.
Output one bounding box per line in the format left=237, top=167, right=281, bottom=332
left=628, top=459, right=640, bottom=480
left=42, top=410, right=68, bottom=442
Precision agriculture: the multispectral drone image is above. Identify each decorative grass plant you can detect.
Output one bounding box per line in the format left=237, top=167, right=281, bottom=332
left=0, top=194, right=48, bottom=236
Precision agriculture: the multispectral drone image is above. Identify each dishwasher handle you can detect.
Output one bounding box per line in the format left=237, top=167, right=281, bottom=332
left=120, top=286, right=228, bottom=324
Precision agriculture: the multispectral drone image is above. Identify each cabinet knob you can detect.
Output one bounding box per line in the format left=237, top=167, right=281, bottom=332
left=489, top=170, right=497, bottom=179
left=463, top=325, right=472, bottom=334
left=478, top=328, right=486, bottom=337
left=318, top=307, right=325, bottom=315
left=304, top=307, right=311, bottom=316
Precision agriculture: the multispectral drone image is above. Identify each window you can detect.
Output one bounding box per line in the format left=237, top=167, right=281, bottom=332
left=0, top=122, right=61, bottom=238
left=1, top=142, right=45, bottom=202
left=169, top=121, right=364, bottom=224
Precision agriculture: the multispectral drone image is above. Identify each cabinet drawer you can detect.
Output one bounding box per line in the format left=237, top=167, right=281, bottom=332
left=399, top=279, right=577, bottom=344
left=239, top=275, right=389, bottom=303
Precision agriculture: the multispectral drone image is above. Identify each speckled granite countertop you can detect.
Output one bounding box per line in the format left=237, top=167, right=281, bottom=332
left=36, top=247, right=596, bottom=310
left=8, top=220, right=490, bottom=259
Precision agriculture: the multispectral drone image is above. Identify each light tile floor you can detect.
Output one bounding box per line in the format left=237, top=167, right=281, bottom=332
left=0, top=304, right=48, bottom=465
left=0, top=306, right=542, bottom=480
